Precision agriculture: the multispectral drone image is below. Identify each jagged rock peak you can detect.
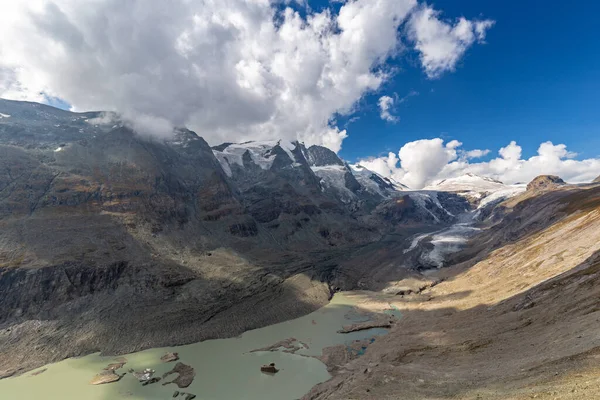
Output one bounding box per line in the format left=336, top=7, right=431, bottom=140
left=211, top=140, right=302, bottom=176
left=305, top=145, right=344, bottom=167
left=526, top=175, right=566, bottom=191
left=350, top=164, right=409, bottom=192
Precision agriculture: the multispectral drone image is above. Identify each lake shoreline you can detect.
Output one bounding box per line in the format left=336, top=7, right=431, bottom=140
left=0, top=291, right=403, bottom=400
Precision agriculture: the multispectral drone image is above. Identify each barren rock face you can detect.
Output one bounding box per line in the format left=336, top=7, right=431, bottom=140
left=526, top=175, right=566, bottom=191
left=593, top=175, right=600, bottom=183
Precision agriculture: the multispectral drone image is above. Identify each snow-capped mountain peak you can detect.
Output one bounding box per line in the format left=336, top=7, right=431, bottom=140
left=212, top=140, right=300, bottom=176
left=350, top=164, right=409, bottom=194
left=425, top=173, right=506, bottom=193
left=211, top=140, right=409, bottom=205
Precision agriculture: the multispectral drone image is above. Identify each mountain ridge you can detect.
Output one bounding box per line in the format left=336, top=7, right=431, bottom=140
left=0, top=98, right=470, bottom=378
left=2, top=98, right=599, bottom=400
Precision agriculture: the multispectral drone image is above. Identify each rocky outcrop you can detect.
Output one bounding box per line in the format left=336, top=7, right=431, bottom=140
left=337, top=315, right=396, bottom=333
left=161, top=352, right=179, bottom=363
left=104, top=361, right=126, bottom=371
left=250, top=338, right=309, bottom=354
left=162, top=363, right=195, bottom=388
left=526, top=175, right=566, bottom=191
left=305, top=145, right=345, bottom=167
left=594, top=175, right=600, bottom=183
left=90, top=370, right=123, bottom=385
left=260, top=363, right=279, bottom=373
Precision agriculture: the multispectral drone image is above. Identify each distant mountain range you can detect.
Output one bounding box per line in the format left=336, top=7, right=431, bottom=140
left=0, top=98, right=474, bottom=377
left=425, top=172, right=506, bottom=192
left=2, top=98, right=596, bottom=386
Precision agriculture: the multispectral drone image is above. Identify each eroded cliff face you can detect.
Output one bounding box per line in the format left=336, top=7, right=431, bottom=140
left=0, top=99, right=469, bottom=377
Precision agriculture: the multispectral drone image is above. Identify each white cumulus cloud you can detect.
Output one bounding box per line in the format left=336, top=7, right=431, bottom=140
left=407, top=5, right=495, bottom=79
left=0, top=0, right=493, bottom=152
left=463, top=149, right=491, bottom=160
left=378, top=95, right=398, bottom=122
left=377, top=90, right=418, bottom=122
left=359, top=139, right=600, bottom=189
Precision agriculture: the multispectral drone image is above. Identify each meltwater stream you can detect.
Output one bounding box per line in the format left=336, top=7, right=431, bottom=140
left=0, top=293, right=395, bottom=400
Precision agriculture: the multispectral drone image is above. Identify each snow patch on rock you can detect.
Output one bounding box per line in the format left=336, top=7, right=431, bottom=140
left=213, top=140, right=298, bottom=177
left=311, top=165, right=355, bottom=203
left=351, top=164, right=408, bottom=197
left=477, top=185, right=526, bottom=210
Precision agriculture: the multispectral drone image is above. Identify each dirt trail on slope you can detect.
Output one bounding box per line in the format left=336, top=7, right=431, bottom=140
left=305, top=187, right=600, bottom=399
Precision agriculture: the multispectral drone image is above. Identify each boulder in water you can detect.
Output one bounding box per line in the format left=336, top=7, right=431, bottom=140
left=162, top=362, right=195, bottom=388
left=260, top=363, right=279, bottom=374
left=142, top=377, right=161, bottom=386
left=104, top=362, right=126, bottom=371
left=90, top=370, right=123, bottom=385
left=161, top=352, right=179, bottom=363
left=133, top=368, right=155, bottom=382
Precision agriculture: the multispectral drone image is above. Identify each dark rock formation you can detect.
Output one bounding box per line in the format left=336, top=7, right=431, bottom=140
left=260, top=363, right=279, bottom=373
left=142, top=377, right=161, bottom=386
left=305, top=145, right=344, bottom=167
left=162, top=363, right=195, bottom=388
left=337, top=316, right=396, bottom=333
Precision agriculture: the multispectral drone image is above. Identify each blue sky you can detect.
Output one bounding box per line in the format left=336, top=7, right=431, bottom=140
left=27, top=0, right=599, bottom=163
left=335, top=0, right=600, bottom=162
left=1, top=0, right=598, bottom=186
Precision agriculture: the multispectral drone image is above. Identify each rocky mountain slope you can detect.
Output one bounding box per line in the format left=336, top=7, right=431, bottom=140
left=2, top=98, right=596, bottom=399
left=304, top=180, right=600, bottom=399
left=0, top=99, right=468, bottom=377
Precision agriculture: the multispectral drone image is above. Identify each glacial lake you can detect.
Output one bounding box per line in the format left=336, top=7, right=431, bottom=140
left=0, top=292, right=396, bottom=400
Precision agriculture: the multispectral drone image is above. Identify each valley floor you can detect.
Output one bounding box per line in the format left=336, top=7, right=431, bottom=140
left=304, top=192, right=600, bottom=399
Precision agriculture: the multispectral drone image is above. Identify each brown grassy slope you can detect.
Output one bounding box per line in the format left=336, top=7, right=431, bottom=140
left=305, top=185, right=600, bottom=400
